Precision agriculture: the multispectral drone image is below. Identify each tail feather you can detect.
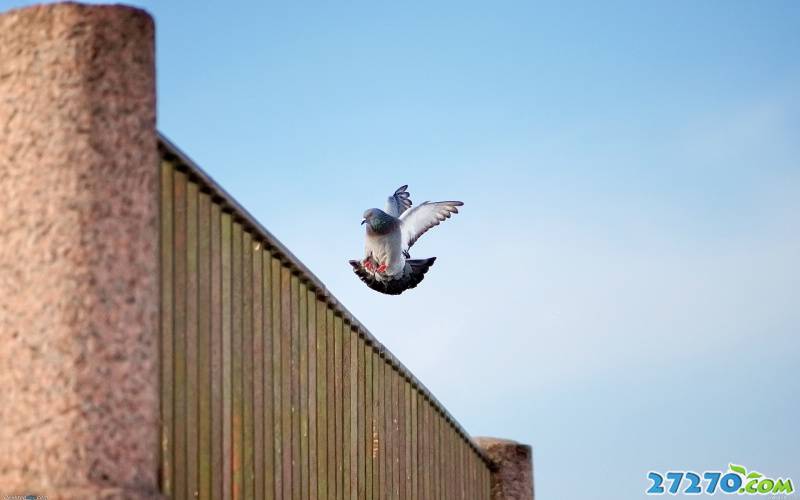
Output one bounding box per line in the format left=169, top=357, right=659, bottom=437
left=349, top=257, right=437, bottom=295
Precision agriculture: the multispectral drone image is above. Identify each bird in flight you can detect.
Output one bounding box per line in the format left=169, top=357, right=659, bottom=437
left=349, top=185, right=463, bottom=295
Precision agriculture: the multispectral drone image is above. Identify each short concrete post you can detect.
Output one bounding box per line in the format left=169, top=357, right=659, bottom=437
left=475, top=437, right=535, bottom=500
left=0, top=3, right=159, bottom=498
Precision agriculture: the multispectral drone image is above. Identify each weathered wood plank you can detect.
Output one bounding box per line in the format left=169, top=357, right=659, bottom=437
left=357, top=336, right=366, bottom=500
left=350, top=328, right=359, bottom=500
left=242, top=231, right=254, bottom=500
left=403, top=381, right=411, bottom=500
left=392, top=369, right=401, bottom=500
left=221, top=213, right=233, bottom=500
left=291, top=275, right=302, bottom=500
left=186, top=181, right=199, bottom=499
left=435, top=409, right=440, bottom=497
left=342, top=323, right=352, bottom=500
left=316, top=298, right=328, bottom=500
left=334, top=315, right=344, bottom=499
left=280, top=266, right=292, bottom=500
left=396, top=375, right=405, bottom=500
left=308, top=289, right=318, bottom=500
left=198, top=192, right=212, bottom=500
left=262, top=250, right=274, bottom=500
left=271, top=256, right=283, bottom=499
left=210, top=203, right=223, bottom=500
left=159, top=161, right=174, bottom=496
left=425, top=400, right=432, bottom=500
left=172, top=170, right=187, bottom=500
left=326, top=309, right=336, bottom=500
left=252, top=242, right=264, bottom=500
left=364, top=345, right=373, bottom=500
left=385, top=362, right=394, bottom=500
left=410, top=390, right=417, bottom=500
left=299, top=282, right=309, bottom=500
left=231, top=222, right=243, bottom=500
left=374, top=352, right=384, bottom=500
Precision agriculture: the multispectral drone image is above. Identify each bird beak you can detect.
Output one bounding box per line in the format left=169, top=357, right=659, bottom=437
left=360, top=218, right=366, bottom=225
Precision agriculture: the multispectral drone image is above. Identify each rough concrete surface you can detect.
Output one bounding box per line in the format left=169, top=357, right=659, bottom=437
left=475, top=437, right=535, bottom=500
left=0, top=3, right=160, bottom=498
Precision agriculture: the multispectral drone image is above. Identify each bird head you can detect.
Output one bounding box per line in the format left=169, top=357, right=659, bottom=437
left=361, top=208, right=378, bottom=226
left=362, top=208, right=394, bottom=233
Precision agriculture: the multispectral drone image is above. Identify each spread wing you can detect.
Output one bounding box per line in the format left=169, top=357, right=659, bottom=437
left=399, top=200, right=463, bottom=250
left=384, top=185, right=412, bottom=218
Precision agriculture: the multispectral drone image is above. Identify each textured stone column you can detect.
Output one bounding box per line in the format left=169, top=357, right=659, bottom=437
left=475, top=437, right=535, bottom=500
left=0, top=3, right=159, bottom=498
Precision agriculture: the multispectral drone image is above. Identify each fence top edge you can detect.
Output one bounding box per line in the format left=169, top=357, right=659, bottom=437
left=158, top=132, right=493, bottom=467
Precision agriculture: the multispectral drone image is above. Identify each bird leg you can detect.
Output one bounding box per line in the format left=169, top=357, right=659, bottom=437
left=362, top=257, right=376, bottom=271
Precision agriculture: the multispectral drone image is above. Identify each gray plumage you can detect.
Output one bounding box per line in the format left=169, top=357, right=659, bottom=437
left=350, top=185, right=463, bottom=295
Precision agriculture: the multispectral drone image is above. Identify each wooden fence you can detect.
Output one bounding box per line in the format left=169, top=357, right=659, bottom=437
left=158, top=135, right=493, bottom=500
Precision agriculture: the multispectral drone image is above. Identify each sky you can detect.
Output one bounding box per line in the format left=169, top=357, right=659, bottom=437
left=4, top=1, right=798, bottom=498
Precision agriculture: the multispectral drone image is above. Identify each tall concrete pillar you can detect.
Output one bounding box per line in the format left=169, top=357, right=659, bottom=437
left=0, top=3, right=159, bottom=498
left=475, top=437, right=535, bottom=500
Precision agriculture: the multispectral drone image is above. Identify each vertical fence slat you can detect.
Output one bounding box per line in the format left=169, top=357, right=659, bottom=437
left=431, top=405, right=437, bottom=500
left=403, top=381, right=411, bottom=500
left=242, top=231, right=255, bottom=499
left=159, top=162, right=174, bottom=496
left=271, top=256, right=283, bottom=499
left=186, top=181, right=199, bottom=499
left=334, top=315, right=344, bottom=499
left=410, top=390, right=417, bottom=500
left=253, top=240, right=264, bottom=500
left=299, top=282, right=309, bottom=500
left=438, top=414, right=444, bottom=500
left=326, top=309, right=336, bottom=500
left=308, top=289, right=318, bottom=500
left=350, top=328, right=359, bottom=500
left=262, top=250, right=274, bottom=500
left=470, top=446, right=476, bottom=499
left=351, top=329, right=360, bottom=500
left=210, top=203, right=223, bottom=500
left=442, top=416, right=447, bottom=500
left=441, top=420, right=447, bottom=500
left=280, top=266, right=292, bottom=500
left=418, top=396, right=424, bottom=500
left=374, top=352, right=384, bottom=500
left=198, top=192, right=212, bottom=500
left=342, top=324, right=352, bottom=500
left=449, top=425, right=456, bottom=500
left=459, top=432, right=465, bottom=500
left=425, top=403, right=431, bottom=500
left=231, top=222, right=243, bottom=500
left=383, top=359, right=396, bottom=500
left=221, top=213, right=233, bottom=500
left=356, top=336, right=366, bottom=500
left=478, top=450, right=483, bottom=499
left=316, top=298, right=328, bottom=500
left=172, top=170, right=187, bottom=500
left=364, top=345, right=374, bottom=500
left=396, top=374, right=404, bottom=500
left=291, top=275, right=301, bottom=500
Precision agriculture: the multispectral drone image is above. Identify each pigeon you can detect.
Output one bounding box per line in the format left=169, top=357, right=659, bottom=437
left=349, top=185, right=463, bottom=295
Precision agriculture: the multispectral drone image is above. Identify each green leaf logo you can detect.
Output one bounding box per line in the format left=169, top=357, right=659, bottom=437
left=729, top=464, right=747, bottom=476
left=747, top=471, right=763, bottom=479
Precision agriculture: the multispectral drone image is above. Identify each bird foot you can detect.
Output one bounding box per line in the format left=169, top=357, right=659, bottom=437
left=376, top=263, right=388, bottom=274
left=363, top=259, right=376, bottom=271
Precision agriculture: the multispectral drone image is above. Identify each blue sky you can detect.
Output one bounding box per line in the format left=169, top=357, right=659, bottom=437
left=4, top=1, right=798, bottom=497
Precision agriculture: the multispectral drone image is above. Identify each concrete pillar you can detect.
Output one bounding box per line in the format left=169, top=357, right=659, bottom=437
left=475, top=437, right=535, bottom=500
left=0, top=3, right=159, bottom=498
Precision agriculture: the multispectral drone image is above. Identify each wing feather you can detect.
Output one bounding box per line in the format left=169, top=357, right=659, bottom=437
left=399, top=200, right=463, bottom=250
left=384, top=185, right=413, bottom=217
